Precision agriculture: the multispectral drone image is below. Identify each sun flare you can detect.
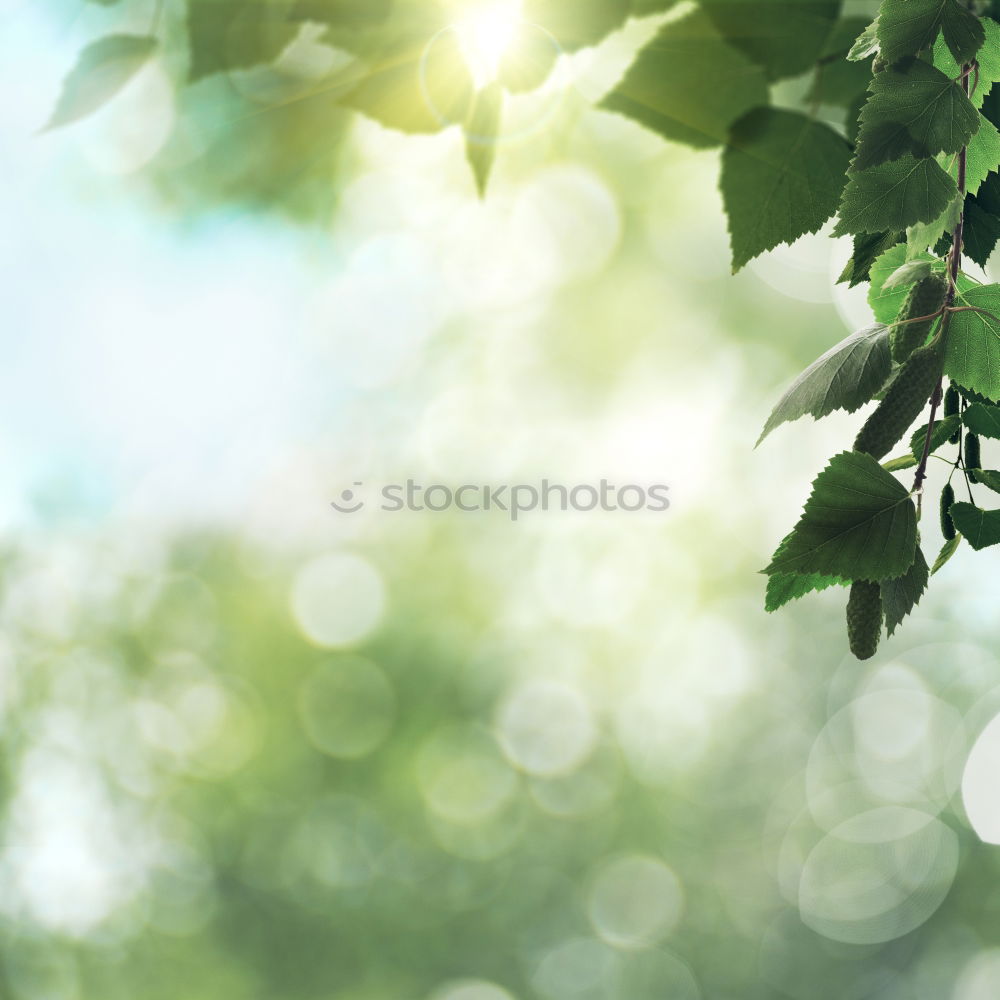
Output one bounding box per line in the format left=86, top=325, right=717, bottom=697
left=454, top=0, right=523, bottom=87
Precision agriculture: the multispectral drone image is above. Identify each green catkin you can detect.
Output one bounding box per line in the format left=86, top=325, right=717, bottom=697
left=940, top=483, right=956, bottom=540
left=889, top=274, right=948, bottom=364
left=966, top=432, right=982, bottom=481
left=854, top=343, right=944, bottom=459
left=944, top=384, right=960, bottom=417
left=846, top=580, right=882, bottom=660
left=945, top=384, right=961, bottom=443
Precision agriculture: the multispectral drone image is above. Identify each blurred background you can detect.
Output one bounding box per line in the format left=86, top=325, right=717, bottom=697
left=3, top=0, right=1000, bottom=997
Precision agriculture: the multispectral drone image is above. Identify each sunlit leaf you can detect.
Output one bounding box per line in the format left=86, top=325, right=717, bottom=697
left=45, top=34, right=157, bottom=130
left=465, top=82, right=503, bottom=197
left=601, top=10, right=768, bottom=149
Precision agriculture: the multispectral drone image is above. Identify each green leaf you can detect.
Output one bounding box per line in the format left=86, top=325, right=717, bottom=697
left=931, top=532, right=961, bottom=572
left=848, top=18, right=880, bottom=62
left=721, top=109, right=850, bottom=271
left=883, top=259, right=933, bottom=291
left=465, top=83, right=503, bottom=198
left=833, top=155, right=957, bottom=237
left=600, top=10, right=769, bottom=149
left=869, top=245, right=934, bottom=322
left=937, top=114, right=1000, bottom=197
left=905, top=191, right=962, bottom=258
left=961, top=115, right=1000, bottom=195
left=838, top=231, right=903, bottom=287
left=521, top=0, right=630, bottom=52
left=339, top=24, right=474, bottom=133
left=962, top=401, right=1000, bottom=437
left=853, top=59, right=979, bottom=172
left=187, top=1, right=299, bottom=81
left=883, top=452, right=920, bottom=471
left=867, top=244, right=975, bottom=323
left=970, top=467, right=1000, bottom=491
left=700, top=0, right=840, bottom=81
left=943, top=284, right=1000, bottom=401
left=765, top=566, right=846, bottom=612
left=909, top=413, right=961, bottom=457
left=950, top=501, right=1000, bottom=548
left=289, top=0, right=390, bottom=33
left=880, top=545, right=929, bottom=636
left=807, top=18, right=874, bottom=107
left=757, top=324, right=892, bottom=444
left=44, top=34, right=157, bottom=130
left=961, top=196, right=1000, bottom=266
left=877, top=0, right=984, bottom=66
left=933, top=17, right=1000, bottom=110
left=498, top=23, right=560, bottom=93
left=764, top=451, right=918, bottom=581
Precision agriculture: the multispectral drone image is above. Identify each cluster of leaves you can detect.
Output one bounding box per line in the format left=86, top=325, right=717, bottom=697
left=756, top=0, right=1000, bottom=658
left=49, top=0, right=1000, bottom=654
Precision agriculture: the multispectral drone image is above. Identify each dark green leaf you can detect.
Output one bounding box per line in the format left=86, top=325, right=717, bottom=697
left=950, top=501, right=1000, bottom=548
left=853, top=58, right=979, bottom=171
left=833, top=156, right=957, bottom=236
left=931, top=532, right=962, bottom=572
left=757, top=324, right=892, bottom=444
left=700, top=0, right=840, bottom=81
left=963, top=400, right=1000, bottom=437
left=971, top=468, right=1000, bottom=491
left=883, top=452, right=920, bottom=471
left=838, top=231, right=903, bottom=287
left=600, top=10, right=769, bottom=149
left=909, top=413, right=961, bottom=457
left=45, top=34, right=157, bottom=130
left=764, top=451, right=918, bottom=581
left=721, top=109, right=850, bottom=270
left=962, top=197, right=1000, bottom=266
left=765, top=567, right=846, bottom=612
left=877, top=0, right=984, bottom=66
left=880, top=545, right=929, bottom=635
left=944, top=284, right=1000, bottom=401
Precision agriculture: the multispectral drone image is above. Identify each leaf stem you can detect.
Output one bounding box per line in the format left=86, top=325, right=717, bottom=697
left=912, top=61, right=971, bottom=494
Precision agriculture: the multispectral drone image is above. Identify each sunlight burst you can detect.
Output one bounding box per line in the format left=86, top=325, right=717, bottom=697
left=454, top=1, right=523, bottom=87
